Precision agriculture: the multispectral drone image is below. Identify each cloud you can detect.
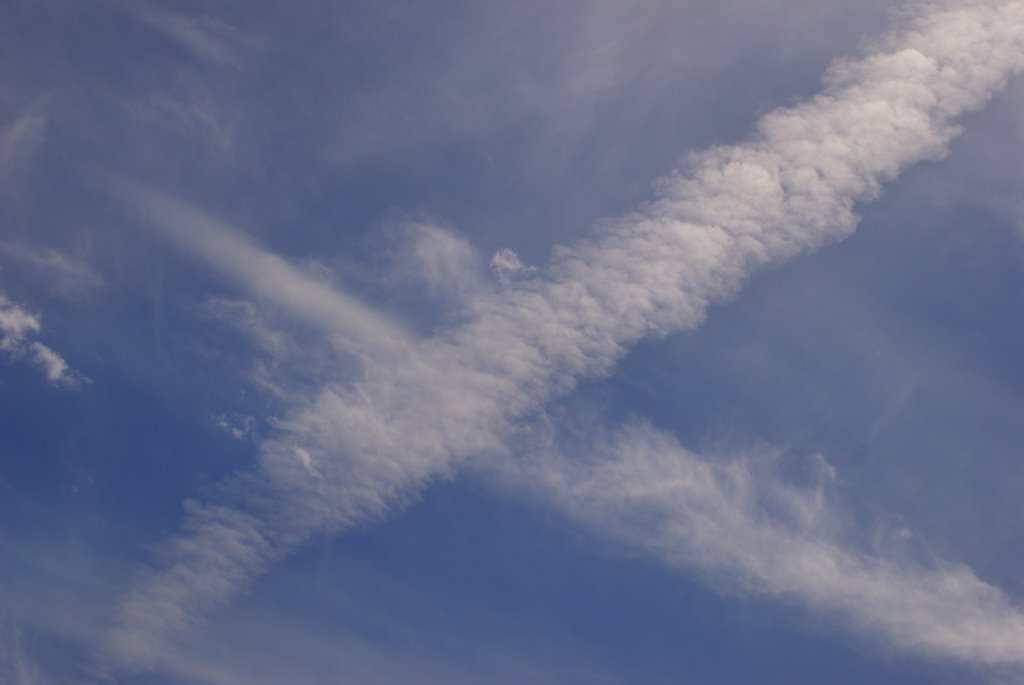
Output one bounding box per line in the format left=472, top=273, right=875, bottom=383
left=28, top=342, right=72, bottom=384
left=0, top=244, right=103, bottom=298
left=392, top=221, right=491, bottom=306
left=497, top=420, right=1024, bottom=666
left=0, top=626, right=45, bottom=685
left=0, top=113, right=46, bottom=183
left=213, top=414, right=257, bottom=441
left=322, top=0, right=894, bottom=172
left=0, top=296, right=40, bottom=342
left=102, top=0, right=1024, bottom=675
left=97, top=539, right=626, bottom=685
left=490, top=248, right=535, bottom=288
left=111, top=0, right=241, bottom=67
left=0, top=293, right=83, bottom=386
left=107, top=174, right=409, bottom=361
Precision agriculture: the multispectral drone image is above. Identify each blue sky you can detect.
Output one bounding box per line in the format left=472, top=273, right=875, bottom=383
left=3, top=1, right=1024, bottom=683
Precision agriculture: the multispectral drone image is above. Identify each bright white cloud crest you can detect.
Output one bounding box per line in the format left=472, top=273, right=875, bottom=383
left=106, top=0, right=1024, bottom=677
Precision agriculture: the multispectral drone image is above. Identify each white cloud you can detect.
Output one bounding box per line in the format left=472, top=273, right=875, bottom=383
left=323, top=0, right=894, bottom=171
left=213, top=414, right=257, bottom=441
left=392, top=222, right=491, bottom=306
left=107, top=175, right=409, bottom=361
left=0, top=296, right=40, bottom=343
left=490, top=248, right=535, bottom=288
left=0, top=293, right=82, bottom=386
left=497, top=421, right=1024, bottom=666
left=29, top=342, right=72, bottom=384
left=112, top=0, right=241, bottom=67
left=0, top=243, right=103, bottom=299
left=103, top=0, right=1024, bottom=676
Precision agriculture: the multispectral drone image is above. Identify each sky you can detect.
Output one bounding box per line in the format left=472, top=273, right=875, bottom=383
left=3, top=0, right=1024, bottom=683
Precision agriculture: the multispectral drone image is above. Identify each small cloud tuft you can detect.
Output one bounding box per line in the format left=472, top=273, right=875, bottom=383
left=0, top=293, right=85, bottom=386
left=489, top=248, right=535, bottom=287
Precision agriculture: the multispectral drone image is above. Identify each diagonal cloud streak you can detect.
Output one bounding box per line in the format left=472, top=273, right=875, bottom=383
left=109, top=174, right=409, bottom=358
left=105, top=0, right=1024, bottom=674
left=502, top=422, right=1024, bottom=667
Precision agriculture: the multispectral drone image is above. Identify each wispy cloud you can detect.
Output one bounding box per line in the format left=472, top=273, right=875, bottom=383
left=213, top=414, right=257, bottom=441
left=108, top=175, right=409, bottom=360
left=391, top=221, right=492, bottom=307
left=102, top=0, right=1024, bottom=676
left=0, top=244, right=103, bottom=298
left=0, top=107, right=50, bottom=206
left=0, top=293, right=83, bottom=386
left=490, top=248, right=535, bottom=288
left=0, top=626, right=44, bottom=685
left=110, top=0, right=241, bottom=67
left=499, top=420, right=1024, bottom=666
left=0, top=114, right=46, bottom=183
